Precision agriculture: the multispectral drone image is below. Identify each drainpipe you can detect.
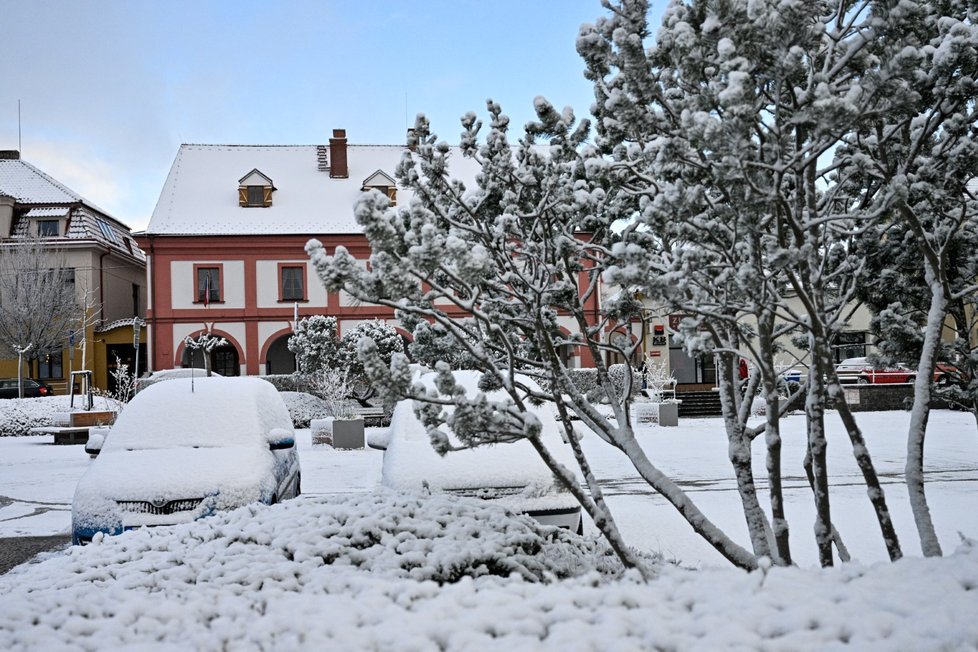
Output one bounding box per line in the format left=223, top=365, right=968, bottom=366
left=99, top=250, right=108, bottom=323
left=147, top=235, right=156, bottom=373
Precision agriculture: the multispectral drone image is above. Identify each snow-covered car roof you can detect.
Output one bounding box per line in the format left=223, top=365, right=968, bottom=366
left=105, top=376, right=290, bottom=451
left=382, top=370, right=577, bottom=493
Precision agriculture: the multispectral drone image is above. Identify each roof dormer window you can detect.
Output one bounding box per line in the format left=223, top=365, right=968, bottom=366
left=361, top=170, right=397, bottom=206
left=238, top=169, right=275, bottom=207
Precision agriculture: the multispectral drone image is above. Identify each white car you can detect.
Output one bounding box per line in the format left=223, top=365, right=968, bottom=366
left=72, top=376, right=300, bottom=545
left=379, top=370, right=583, bottom=533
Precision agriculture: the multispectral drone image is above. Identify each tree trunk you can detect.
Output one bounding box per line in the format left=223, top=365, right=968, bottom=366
left=806, top=360, right=834, bottom=567
left=830, top=383, right=903, bottom=561
left=756, top=320, right=791, bottom=565
left=716, top=350, right=772, bottom=561
left=906, top=276, right=947, bottom=557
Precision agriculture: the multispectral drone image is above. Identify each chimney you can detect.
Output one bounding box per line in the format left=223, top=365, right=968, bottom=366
left=0, top=194, right=15, bottom=238
left=0, top=150, right=20, bottom=160
left=329, top=129, right=348, bottom=178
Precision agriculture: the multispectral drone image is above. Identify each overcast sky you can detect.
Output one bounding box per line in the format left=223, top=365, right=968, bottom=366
left=1, top=1, right=666, bottom=231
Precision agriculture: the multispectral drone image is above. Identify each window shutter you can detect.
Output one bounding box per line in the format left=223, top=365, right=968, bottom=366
left=263, top=186, right=273, bottom=207
left=238, top=187, right=248, bottom=206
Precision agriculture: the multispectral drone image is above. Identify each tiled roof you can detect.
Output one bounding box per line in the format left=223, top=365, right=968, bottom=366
left=0, top=159, right=144, bottom=262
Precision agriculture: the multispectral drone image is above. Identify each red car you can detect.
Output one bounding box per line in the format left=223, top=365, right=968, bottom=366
left=837, top=357, right=956, bottom=385
left=836, top=358, right=915, bottom=384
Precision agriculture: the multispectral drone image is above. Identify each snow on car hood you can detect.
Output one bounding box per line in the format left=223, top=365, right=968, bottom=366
left=75, top=445, right=275, bottom=506
left=382, top=370, right=579, bottom=492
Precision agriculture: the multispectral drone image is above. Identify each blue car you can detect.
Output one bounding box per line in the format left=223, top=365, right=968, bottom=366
left=72, top=376, right=300, bottom=545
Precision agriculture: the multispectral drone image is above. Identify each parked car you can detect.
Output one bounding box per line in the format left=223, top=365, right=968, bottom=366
left=0, top=378, right=53, bottom=399
left=71, top=376, right=300, bottom=545
left=379, top=370, right=583, bottom=534
left=836, top=357, right=918, bottom=384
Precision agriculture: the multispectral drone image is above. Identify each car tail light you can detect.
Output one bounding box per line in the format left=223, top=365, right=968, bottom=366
left=39, top=386, right=48, bottom=395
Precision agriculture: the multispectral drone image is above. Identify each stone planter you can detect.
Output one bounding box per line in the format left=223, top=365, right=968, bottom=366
left=658, top=402, right=679, bottom=427
left=332, top=418, right=365, bottom=449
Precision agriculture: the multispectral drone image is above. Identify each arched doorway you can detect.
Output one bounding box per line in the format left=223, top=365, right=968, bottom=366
left=182, top=343, right=240, bottom=376
left=265, top=334, right=296, bottom=375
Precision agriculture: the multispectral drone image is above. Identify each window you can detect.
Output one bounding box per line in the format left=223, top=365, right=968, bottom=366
left=195, top=266, right=221, bottom=304
left=280, top=265, right=305, bottom=301
left=834, top=331, right=867, bottom=363
left=37, top=220, right=59, bottom=237
left=38, top=350, right=63, bottom=379
left=96, top=219, right=121, bottom=244
left=238, top=169, right=274, bottom=207
left=132, top=283, right=140, bottom=315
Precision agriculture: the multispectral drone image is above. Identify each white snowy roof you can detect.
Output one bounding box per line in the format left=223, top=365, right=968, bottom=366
left=0, top=158, right=94, bottom=207
left=0, top=158, right=144, bottom=262
left=145, top=143, right=483, bottom=236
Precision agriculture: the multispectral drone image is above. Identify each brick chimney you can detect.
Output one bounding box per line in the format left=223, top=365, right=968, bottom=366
left=329, top=129, right=348, bottom=178
left=0, top=150, right=20, bottom=160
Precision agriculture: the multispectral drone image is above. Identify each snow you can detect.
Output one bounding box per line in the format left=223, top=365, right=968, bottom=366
left=145, top=144, right=484, bottom=236
left=104, top=377, right=289, bottom=450
left=1, top=409, right=977, bottom=649
left=72, top=377, right=296, bottom=537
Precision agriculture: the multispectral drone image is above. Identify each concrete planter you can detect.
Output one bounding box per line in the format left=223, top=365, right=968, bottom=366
left=658, top=402, right=679, bottom=427
left=332, top=418, right=365, bottom=449
left=310, top=418, right=334, bottom=446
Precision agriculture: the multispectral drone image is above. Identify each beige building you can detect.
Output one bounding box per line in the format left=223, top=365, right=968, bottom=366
left=0, top=150, right=146, bottom=393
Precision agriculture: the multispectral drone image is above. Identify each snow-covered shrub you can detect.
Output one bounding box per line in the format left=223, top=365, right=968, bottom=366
left=288, top=315, right=340, bottom=374
left=0, top=395, right=118, bottom=436
left=280, top=391, right=331, bottom=428
left=261, top=374, right=312, bottom=393
left=608, top=364, right=640, bottom=401
left=66, top=490, right=645, bottom=583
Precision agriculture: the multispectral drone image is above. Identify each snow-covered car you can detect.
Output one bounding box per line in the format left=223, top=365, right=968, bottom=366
left=71, top=376, right=300, bottom=545
left=380, top=370, right=583, bottom=533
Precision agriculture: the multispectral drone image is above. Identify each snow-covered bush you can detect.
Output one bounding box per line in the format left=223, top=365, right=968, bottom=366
left=69, top=490, right=642, bottom=583
left=608, top=364, right=639, bottom=402
left=288, top=315, right=340, bottom=375
left=260, top=374, right=312, bottom=393
left=280, top=391, right=331, bottom=428
left=0, top=395, right=119, bottom=437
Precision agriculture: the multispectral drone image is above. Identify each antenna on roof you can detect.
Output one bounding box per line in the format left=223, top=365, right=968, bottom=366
left=404, top=92, right=408, bottom=132
left=18, top=100, right=22, bottom=153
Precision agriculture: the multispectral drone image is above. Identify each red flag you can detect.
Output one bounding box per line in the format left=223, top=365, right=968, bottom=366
left=203, top=272, right=210, bottom=307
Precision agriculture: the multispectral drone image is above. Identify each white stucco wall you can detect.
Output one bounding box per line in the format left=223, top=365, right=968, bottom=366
left=255, top=260, right=328, bottom=309
left=170, top=260, right=245, bottom=309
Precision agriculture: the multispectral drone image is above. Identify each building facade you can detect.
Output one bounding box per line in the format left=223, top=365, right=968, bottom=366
left=0, top=150, right=147, bottom=393
left=137, top=130, right=604, bottom=377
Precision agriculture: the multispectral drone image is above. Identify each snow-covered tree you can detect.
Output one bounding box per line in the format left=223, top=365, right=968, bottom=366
left=0, top=239, right=87, bottom=397
left=308, top=100, right=760, bottom=573
left=289, top=316, right=404, bottom=404
left=182, top=333, right=227, bottom=378
left=288, top=315, right=340, bottom=375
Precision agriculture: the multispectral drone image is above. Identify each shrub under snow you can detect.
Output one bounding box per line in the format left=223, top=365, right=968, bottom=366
left=279, top=391, right=331, bottom=428
left=1, top=490, right=976, bottom=650
left=0, top=396, right=119, bottom=437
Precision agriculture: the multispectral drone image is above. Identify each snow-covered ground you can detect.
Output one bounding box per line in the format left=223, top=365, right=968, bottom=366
left=1, top=408, right=977, bottom=649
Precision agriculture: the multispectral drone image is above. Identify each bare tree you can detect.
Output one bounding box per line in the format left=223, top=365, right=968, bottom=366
left=0, top=238, right=83, bottom=397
